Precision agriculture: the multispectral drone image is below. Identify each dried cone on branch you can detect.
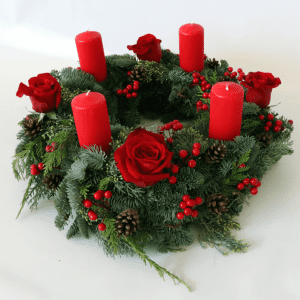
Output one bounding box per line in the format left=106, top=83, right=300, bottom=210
left=43, top=173, right=63, bottom=191
left=115, top=209, right=140, bottom=238
left=256, top=132, right=272, bottom=148
left=205, top=143, right=227, bottom=163
left=23, top=117, right=42, bottom=139
left=205, top=193, right=229, bottom=215
left=129, top=66, right=146, bottom=83
left=205, top=58, right=219, bottom=69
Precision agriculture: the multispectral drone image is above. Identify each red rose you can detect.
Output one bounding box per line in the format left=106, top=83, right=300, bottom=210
left=16, top=73, right=61, bottom=113
left=240, top=71, right=281, bottom=90
left=127, top=34, right=162, bottom=63
left=114, top=128, right=173, bottom=187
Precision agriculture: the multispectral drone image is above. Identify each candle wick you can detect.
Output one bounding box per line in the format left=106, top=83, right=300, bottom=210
left=86, top=90, right=90, bottom=95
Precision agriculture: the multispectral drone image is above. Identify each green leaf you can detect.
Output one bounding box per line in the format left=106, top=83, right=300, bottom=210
left=46, top=111, right=57, bottom=120
left=38, top=113, right=45, bottom=122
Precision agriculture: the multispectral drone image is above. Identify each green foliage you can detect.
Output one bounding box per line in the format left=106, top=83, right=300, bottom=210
left=66, top=217, right=80, bottom=239
left=137, top=60, right=170, bottom=83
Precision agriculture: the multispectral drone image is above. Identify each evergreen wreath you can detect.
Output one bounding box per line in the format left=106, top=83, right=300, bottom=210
left=12, top=33, right=294, bottom=291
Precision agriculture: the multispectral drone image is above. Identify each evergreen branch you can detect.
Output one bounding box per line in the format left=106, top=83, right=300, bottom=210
left=76, top=213, right=89, bottom=239
left=66, top=217, right=80, bottom=239
left=16, top=176, right=34, bottom=219
left=125, top=237, right=192, bottom=292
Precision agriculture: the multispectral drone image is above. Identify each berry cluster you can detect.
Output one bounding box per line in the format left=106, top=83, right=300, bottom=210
left=176, top=195, right=203, bottom=220
left=236, top=177, right=261, bottom=195
left=166, top=143, right=201, bottom=184
left=30, top=163, right=44, bottom=176
left=224, top=67, right=246, bottom=82
left=258, top=114, right=286, bottom=132
left=190, top=72, right=212, bottom=92
left=157, top=119, right=184, bottom=142
left=82, top=190, right=113, bottom=232
left=116, top=73, right=140, bottom=99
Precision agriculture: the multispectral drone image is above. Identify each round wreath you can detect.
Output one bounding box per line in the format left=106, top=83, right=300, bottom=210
left=13, top=34, right=294, bottom=291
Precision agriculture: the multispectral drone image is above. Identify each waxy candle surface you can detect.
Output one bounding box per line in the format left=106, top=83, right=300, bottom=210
left=209, top=82, right=244, bottom=141
left=179, top=23, right=204, bottom=73
left=75, top=31, right=107, bottom=82
left=71, top=92, right=112, bottom=154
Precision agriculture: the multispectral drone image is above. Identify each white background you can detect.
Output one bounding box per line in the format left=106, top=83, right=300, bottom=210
left=1, top=0, right=300, bottom=299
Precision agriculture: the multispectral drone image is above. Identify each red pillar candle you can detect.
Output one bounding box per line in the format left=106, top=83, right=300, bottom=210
left=179, top=23, right=204, bottom=73
left=209, top=82, right=244, bottom=141
left=71, top=92, right=112, bottom=154
left=75, top=31, right=107, bottom=82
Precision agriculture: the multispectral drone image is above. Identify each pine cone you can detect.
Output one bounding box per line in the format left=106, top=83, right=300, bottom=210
left=129, top=66, right=146, bottom=83
left=256, top=132, right=272, bottom=148
left=205, top=193, right=229, bottom=215
left=205, top=143, right=227, bottom=164
left=23, top=117, right=42, bottom=139
left=42, top=173, right=63, bottom=191
left=115, top=209, right=140, bottom=238
left=205, top=58, right=219, bottom=69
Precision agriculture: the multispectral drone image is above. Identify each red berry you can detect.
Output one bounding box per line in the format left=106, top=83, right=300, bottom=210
left=116, top=89, right=123, bottom=95
left=250, top=187, right=258, bottom=195
left=126, top=93, right=132, bottom=99
left=88, top=210, right=97, bottom=221
left=267, top=114, right=274, bottom=120
left=202, top=93, right=209, bottom=99
left=259, top=115, right=265, bottom=121
left=230, top=73, right=235, bottom=78
left=201, top=80, right=207, bottom=87
left=237, top=68, right=243, bottom=73
left=243, top=178, right=250, bottom=185
left=133, top=80, right=140, bottom=85
left=104, top=191, right=112, bottom=198
left=169, top=176, right=177, bottom=184
left=126, top=84, right=132, bottom=90
left=183, top=208, right=192, bottom=216
left=275, top=120, right=282, bottom=126
left=172, top=123, right=180, bottom=131
left=82, top=199, right=93, bottom=208
left=264, top=126, right=270, bottom=132
left=224, top=72, right=230, bottom=76
left=232, top=71, right=237, bottom=77
left=98, top=223, right=106, bottom=231
left=177, top=212, right=185, bottom=220
left=164, top=123, right=172, bottom=130
left=191, top=210, right=198, bottom=218
left=173, top=120, right=179, bottom=124
left=237, top=76, right=243, bottom=81
left=200, top=76, right=205, bottom=81
left=45, top=145, right=52, bottom=152
left=182, top=195, right=190, bottom=202
left=192, top=72, right=199, bottom=78
left=196, top=101, right=203, bottom=108
left=192, top=148, right=200, bottom=156
left=250, top=178, right=258, bottom=186
left=255, top=180, right=262, bottom=187
left=273, top=126, right=280, bottom=132
left=30, top=164, right=38, bottom=169
left=201, top=104, right=208, bottom=110
left=94, top=190, right=104, bottom=200
left=179, top=150, right=188, bottom=158
left=195, top=197, right=203, bottom=205
left=167, top=137, right=173, bottom=144
left=228, top=67, right=233, bottom=72
left=51, top=148, right=55, bottom=152
left=266, top=121, right=273, bottom=127
left=193, top=143, right=201, bottom=149
left=237, top=183, right=244, bottom=190
left=188, top=160, right=196, bottom=168
left=288, top=120, right=293, bottom=125
left=239, top=163, right=246, bottom=168
left=31, top=168, right=40, bottom=176
left=133, top=85, right=139, bottom=91
left=132, top=92, right=138, bottom=98
left=201, top=86, right=206, bottom=92
left=187, top=199, right=196, bottom=207
left=281, top=126, right=285, bottom=131
left=179, top=202, right=187, bottom=209
left=204, top=55, right=207, bottom=60
left=127, top=71, right=131, bottom=76
left=166, top=162, right=172, bottom=169
left=193, top=78, right=199, bottom=84
left=37, top=163, right=44, bottom=170
left=205, top=84, right=211, bottom=90
left=171, top=165, right=179, bottom=174
left=208, top=93, right=211, bottom=99
left=123, top=88, right=129, bottom=94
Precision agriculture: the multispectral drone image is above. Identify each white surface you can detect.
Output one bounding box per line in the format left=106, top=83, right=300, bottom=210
left=1, top=0, right=300, bottom=299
